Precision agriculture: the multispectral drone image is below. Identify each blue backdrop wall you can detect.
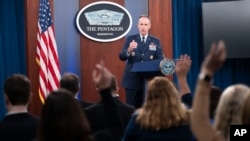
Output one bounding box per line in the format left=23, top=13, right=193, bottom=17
left=0, top=0, right=26, bottom=120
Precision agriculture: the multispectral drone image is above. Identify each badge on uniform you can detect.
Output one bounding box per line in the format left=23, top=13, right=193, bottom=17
left=149, top=43, right=156, bottom=51
left=150, top=55, right=154, bottom=60
left=159, top=58, right=175, bottom=75
left=131, top=51, right=135, bottom=56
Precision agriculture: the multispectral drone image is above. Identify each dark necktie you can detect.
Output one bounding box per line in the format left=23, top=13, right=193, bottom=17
left=142, top=36, right=146, bottom=46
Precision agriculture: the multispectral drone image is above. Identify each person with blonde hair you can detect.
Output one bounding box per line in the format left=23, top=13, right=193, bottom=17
left=213, top=84, right=250, bottom=139
left=191, top=40, right=250, bottom=141
left=122, top=55, right=193, bottom=141
left=242, top=94, right=250, bottom=124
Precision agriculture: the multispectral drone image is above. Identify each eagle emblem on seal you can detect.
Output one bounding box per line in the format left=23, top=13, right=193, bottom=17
left=159, top=58, right=175, bottom=75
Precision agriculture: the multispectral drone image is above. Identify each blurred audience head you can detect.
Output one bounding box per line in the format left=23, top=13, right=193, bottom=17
left=4, top=74, right=31, bottom=107
left=110, top=76, right=119, bottom=97
left=242, top=94, right=250, bottom=124
left=136, top=76, right=189, bottom=130
left=209, top=85, right=222, bottom=120
left=110, top=76, right=118, bottom=92
left=95, top=75, right=119, bottom=98
left=38, top=88, right=91, bottom=141
left=214, top=84, right=250, bottom=139
left=60, top=72, right=80, bottom=96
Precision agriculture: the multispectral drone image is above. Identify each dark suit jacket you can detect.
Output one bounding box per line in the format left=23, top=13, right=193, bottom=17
left=181, top=93, right=193, bottom=109
left=85, top=98, right=135, bottom=134
left=0, top=113, right=39, bottom=141
left=78, top=100, right=94, bottom=109
left=119, top=34, right=164, bottom=90
left=123, top=114, right=193, bottom=141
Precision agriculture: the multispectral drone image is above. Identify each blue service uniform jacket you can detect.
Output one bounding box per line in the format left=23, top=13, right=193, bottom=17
left=119, top=34, right=164, bottom=90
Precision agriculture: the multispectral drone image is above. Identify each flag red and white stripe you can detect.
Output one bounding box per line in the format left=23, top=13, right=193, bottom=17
left=36, top=0, right=60, bottom=103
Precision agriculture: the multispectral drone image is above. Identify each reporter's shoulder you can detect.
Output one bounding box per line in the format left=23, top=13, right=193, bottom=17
left=123, top=103, right=136, bottom=111
left=116, top=100, right=135, bottom=110
left=85, top=103, right=101, bottom=111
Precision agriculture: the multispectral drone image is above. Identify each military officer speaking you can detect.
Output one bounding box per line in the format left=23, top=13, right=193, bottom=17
left=119, top=15, right=164, bottom=108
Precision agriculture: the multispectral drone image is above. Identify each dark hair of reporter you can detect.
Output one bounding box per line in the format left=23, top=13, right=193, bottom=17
left=209, top=86, right=222, bottom=120
left=4, top=74, right=31, bottom=105
left=60, top=73, right=79, bottom=94
left=38, top=88, right=92, bottom=141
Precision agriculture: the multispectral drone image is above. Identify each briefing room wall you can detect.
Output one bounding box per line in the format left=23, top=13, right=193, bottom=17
left=25, top=0, right=172, bottom=116
left=54, top=0, right=149, bottom=102
left=54, top=0, right=81, bottom=98
left=54, top=0, right=80, bottom=79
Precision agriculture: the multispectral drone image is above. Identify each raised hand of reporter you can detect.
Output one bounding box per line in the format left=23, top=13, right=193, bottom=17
left=201, top=40, right=226, bottom=76
left=175, top=54, right=192, bottom=78
left=92, top=61, right=113, bottom=91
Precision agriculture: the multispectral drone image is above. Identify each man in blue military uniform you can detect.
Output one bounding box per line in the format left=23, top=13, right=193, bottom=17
left=119, top=15, right=164, bottom=108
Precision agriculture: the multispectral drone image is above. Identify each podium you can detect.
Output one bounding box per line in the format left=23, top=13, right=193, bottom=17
left=131, top=59, right=164, bottom=78
left=131, top=59, right=164, bottom=100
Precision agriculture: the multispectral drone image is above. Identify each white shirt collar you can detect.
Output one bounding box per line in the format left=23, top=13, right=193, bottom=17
left=140, top=34, right=148, bottom=40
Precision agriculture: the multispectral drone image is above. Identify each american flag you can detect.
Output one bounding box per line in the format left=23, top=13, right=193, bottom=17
left=36, top=0, right=60, bottom=103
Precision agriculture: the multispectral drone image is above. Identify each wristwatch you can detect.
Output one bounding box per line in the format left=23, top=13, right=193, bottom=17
left=199, top=73, right=212, bottom=83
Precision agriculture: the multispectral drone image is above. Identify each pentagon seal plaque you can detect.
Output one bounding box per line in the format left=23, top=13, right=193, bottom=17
left=76, top=1, right=132, bottom=42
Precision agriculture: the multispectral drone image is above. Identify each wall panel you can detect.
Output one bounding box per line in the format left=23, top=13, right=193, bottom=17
left=79, top=0, right=126, bottom=102
left=149, top=0, right=173, bottom=79
left=25, top=0, right=173, bottom=116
